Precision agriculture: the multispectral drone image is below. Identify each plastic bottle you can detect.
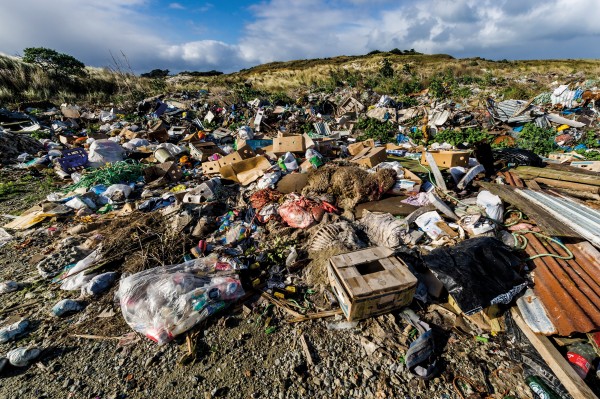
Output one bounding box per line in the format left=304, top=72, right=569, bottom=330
left=567, top=342, right=596, bottom=379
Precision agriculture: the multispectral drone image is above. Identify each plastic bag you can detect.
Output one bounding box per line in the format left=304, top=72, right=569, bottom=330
left=117, top=258, right=245, bottom=345
left=278, top=152, right=298, bottom=172
left=278, top=194, right=325, bottom=229
left=103, top=184, right=133, bottom=201
left=422, top=237, right=527, bottom=315
left=238, top=126, right=254, bottom=140
left=88, top=139, right=124, bottom=167
left=360, top=210, right=408, bottom=248
left=476, top=190, right=504, bottom=222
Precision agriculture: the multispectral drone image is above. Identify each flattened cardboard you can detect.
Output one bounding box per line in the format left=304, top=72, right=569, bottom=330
left=328, top=247, right=417, bottom=321
left=273, top=135, right=304, bottom=153
left=354, top=196, right=418, bottom=218
left=219, top=156, right=272, bottom=185
left=276, top=173, right=309, bottom=194
left=350, top=147, right=387, bottom=168
left=273, top=134, right=313, bottom=154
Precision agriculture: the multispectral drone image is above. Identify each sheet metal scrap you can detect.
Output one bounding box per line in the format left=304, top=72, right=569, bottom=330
left=524, top=233, right=600, bottom=336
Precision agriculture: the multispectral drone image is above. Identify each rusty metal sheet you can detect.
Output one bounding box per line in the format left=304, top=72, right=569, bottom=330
left=524, top=233, right=600, bottom=336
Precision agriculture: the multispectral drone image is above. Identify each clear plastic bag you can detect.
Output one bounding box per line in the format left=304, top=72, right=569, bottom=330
left=117, top=258, right=245, bottom=345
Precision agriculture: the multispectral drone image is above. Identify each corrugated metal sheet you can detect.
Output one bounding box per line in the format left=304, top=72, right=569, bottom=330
left=516, top=288, right=558, bottom=335
left=487, top=99, right=537, bottom=124
left=524, top=233, right=600, bottom=336
left=516, top=189, right=600, bottom=248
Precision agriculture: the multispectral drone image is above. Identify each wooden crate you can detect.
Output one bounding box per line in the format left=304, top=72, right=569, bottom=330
left=328, top=247, right=417, bottom=321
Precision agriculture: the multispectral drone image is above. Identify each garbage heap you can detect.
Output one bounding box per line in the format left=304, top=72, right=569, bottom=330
left=0, top=82, right=600, bottom=398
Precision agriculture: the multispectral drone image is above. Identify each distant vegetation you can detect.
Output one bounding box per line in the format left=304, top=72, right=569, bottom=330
left=141, top=69, right=170, bottom=78
left=178, top=70, right=223, bottom=77
left=22, top=47, right=87, bottom=77
left=2, top=46, right=600, bottom=108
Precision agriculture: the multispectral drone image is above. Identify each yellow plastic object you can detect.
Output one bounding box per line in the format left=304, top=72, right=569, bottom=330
left=171, top=184, right=187, bottom=193
left=557, top=124, right=570, bottom=131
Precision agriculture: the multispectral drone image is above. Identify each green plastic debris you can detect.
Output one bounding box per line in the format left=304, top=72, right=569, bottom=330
left=66, top=160, right=145, bottom=191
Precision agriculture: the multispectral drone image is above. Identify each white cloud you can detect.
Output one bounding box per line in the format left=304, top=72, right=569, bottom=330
left=0, top=0, right=598, bottom=74
left=168, top=2, right=185, bottom=10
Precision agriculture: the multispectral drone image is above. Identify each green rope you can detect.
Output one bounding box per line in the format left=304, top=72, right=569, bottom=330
left=512, top=230, right=574, bottom=261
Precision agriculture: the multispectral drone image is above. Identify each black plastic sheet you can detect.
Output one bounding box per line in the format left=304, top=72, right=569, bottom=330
left=422, top=237, right=527, bottom=315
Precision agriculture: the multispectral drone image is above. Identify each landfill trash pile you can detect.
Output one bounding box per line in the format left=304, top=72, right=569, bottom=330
left=0, top=79, right=599, bottom=399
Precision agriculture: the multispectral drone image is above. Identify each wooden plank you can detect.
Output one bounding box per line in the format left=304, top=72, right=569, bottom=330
left=299, top=334, right=315, bottom=366
left=535, top=178, right=600, bottom=194
left=424, top=152, right=447, bottom=191
left=514, top=166, right=600, bottom=187
left=287, top=309, right=343, bottom=323
left=476, top=182, right=580, bottom=238
left=525, top=179, right=542, bottom=190
left=511, top=308, right=598, bottom=399
left=510, top=172, right=525, bottom=188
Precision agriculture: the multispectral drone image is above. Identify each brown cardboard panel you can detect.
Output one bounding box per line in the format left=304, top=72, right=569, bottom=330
left=273, top=135, right=305, bottom=153
left=420, top=150, right=469, bottom=168
left=347, top=139, right=375, bottom=156
left=354, top=196, right=418, bottom=218
left=276, top=173, right=309, bottom=194
left=350, top=147, right=387, bottom=168
left=219, top=156, right=272, bottom=185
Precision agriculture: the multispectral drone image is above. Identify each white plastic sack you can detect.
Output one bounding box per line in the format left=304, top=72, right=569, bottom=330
left=237, top=126, right=254, bottom=140
left=477, top=190, right=504, bottom=222
left=281, top=152, right=298, bottom=171
left=360, top=210, right=409, bottom=248
left=88, top=140, right=124, bottom=167
left=103, top=184, right=133, bottom=201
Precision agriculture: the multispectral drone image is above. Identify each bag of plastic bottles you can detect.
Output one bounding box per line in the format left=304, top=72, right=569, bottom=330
left=117, top=258, right=245, bottom=345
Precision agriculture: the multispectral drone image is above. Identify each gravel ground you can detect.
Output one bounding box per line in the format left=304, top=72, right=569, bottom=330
left=0, top=173, right=535, bottom=399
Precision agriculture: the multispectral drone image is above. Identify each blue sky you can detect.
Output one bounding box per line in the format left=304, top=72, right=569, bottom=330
left=1, top=0, right=599, bottom=73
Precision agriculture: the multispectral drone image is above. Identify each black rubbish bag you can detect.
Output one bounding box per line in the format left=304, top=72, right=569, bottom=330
left=422, top=237, right=527, bottom=315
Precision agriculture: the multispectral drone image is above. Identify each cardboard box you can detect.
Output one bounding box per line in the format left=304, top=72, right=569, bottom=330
left=328, top=247, right=417, bottom=321
left=570, top=160, right=600, bottom=172
left=200, top=145, right=255, bottom=175
left=189, top=141, right=224, bottom=161
left=420, top=150, right=469, bottom=168
left=548, top=152, right=585, bottom=164
left=143, top=161, right=182, bottom=188
left=219, top=156, right=272, bottom=185
left=119, top=127, right=139, bottom=140
left=347, top=139, right=375, bottom=156
left=273, top=134, right=306, bottom=153
left=350, top=147, right=387, bottom=168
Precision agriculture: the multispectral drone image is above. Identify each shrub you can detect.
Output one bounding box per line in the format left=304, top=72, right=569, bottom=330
left=22, top=47, right=86, bottom=77
left=516, top=123, right=556, bottom=156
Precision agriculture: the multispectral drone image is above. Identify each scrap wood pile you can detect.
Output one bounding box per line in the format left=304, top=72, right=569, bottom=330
left=0, top=79, right=600, bottom=398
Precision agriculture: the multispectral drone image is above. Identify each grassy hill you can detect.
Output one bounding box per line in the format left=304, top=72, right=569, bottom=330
left=2, top=51, right=600, bottom=107
left=170, top=52, right=600, bottom=103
